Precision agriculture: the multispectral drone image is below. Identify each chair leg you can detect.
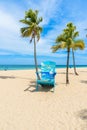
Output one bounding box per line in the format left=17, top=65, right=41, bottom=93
left=52, top=83, right=55, bottom=92
left=36, top=83, right=38, bottom=91
left=53, top=86, right=55, bottom=92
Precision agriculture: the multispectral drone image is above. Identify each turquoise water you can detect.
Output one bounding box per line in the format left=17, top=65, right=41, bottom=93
left=0, top=65, right=35, bottom=70
left=0, top=65, right=87, bottom=70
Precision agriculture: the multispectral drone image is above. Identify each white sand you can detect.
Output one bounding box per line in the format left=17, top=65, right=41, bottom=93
left=0, top=68, right=87, bottom=130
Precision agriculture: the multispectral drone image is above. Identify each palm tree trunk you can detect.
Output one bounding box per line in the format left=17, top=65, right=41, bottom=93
left=72, top=49, right=78, bottom=75
left=66, top=48, right=70, bottom=84
left=34, top=37, right=40, bottom=80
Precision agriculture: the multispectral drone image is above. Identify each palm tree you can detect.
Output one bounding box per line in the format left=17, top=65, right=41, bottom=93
left=67, top=23, right=85, bottom=75
left=20, top=9, right=43, bottom=79
left=51, top=23, right=77, bottom=84
left=71, top=40, right=85, bottom=75
left=52, top=32, right=72, bottom=84
left=66, top=23, right=85, bottom=75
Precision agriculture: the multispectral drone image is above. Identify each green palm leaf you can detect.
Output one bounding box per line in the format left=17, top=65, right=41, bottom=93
left=20, top=19, right=32, bottom=25
left=51, top=44, right=62, bottom=52
left=73, top=31, right=79, bottom=38
left=20, top=27, right=29, bottom=34
left=73, top=40, right=85, bottom=50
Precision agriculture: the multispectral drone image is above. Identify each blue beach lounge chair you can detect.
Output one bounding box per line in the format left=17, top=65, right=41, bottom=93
left=36, top=61, right=56, bottom=91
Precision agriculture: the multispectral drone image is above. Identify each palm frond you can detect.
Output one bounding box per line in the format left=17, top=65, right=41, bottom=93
left=67, top=22, right=73, bottom=28
left=36, top=17, right=43, bottom=24
left=25, top=9, right=37, bottom=23
left=73, top=40, right=85, bottom=50
left=25, top=9, right=33, bottom=19
left=51, top=44, right=62, bottom=52
left=36, top=31, right=40, bottom=41
left=61, top=42, right=67, bottom=49
left=56, top=34, right=66, bottom=43
left=71, top=40, right=85, bottom=50
left=67, top=23, right=76, bottom=30
left=37, top=26, right=43, bottom=32
left=20, top=19, right=32, bottom=25
left=73, top=31, right=79, bottom=38
left=20, top=27, right=33, bottom=37
left=20, top=27, right=29, bottom=34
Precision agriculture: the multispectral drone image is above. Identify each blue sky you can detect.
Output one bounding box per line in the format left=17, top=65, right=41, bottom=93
left=0, top=0, right=87, bottom=65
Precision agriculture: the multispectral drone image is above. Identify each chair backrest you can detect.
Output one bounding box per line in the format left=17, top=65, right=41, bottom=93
left=41, top=61, right=56, bottom=80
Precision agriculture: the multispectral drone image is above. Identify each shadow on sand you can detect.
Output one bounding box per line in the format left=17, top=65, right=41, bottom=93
left=77, top=109, right=87, bottom=121
left=0, top=75, right=33, bottom=80
left=57, top=72, right=74, bottom=75
left=24, top=80, right=55, bottom=92
left=81, top=80, right=87, bottom=84
left=0, top=76, right=15, bottom=79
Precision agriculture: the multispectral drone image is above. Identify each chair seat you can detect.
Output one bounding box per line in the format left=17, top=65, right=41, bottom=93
left=37, top=79, right=54, bottom=85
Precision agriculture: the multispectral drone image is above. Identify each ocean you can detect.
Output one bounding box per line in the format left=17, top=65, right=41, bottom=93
left=0, top=65, right=87, bottom=71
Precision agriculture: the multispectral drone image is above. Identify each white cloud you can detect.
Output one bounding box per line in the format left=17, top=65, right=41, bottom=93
left=0, top=7, right=32, bottom=54
left=0, top=10, right=20, bottom=34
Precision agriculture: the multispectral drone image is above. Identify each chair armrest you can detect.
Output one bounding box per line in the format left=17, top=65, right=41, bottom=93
left=41, top=71, right=56, bottom=80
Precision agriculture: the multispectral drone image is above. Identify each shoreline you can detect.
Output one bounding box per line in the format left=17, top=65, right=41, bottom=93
left=0, top=64, right=87, bottom=71
left=0, top=67, right=87, bottom=72
left=0, top=67, right=87, bottom=71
